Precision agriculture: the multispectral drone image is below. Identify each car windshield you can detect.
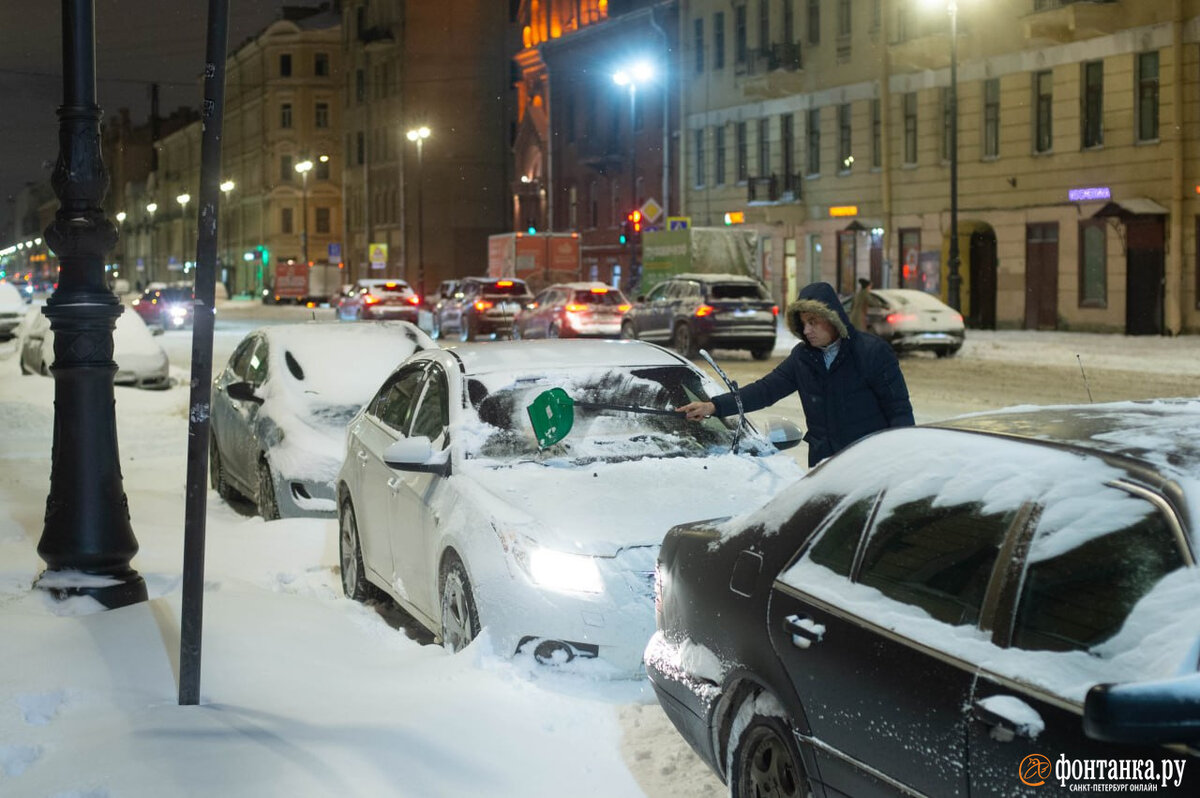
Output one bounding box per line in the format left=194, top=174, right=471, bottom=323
left=463, top=365, right=769, bottom=466
left=570, top=289, right=627, bottom=305
left=710, top=283, right=766, bottom=300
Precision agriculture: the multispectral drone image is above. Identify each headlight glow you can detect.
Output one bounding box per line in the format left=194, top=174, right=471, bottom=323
left=528, top=548, right=604, bottom=594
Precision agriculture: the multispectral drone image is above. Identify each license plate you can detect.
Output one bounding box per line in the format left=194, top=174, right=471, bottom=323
left=732, top=309, right=758, bottom=318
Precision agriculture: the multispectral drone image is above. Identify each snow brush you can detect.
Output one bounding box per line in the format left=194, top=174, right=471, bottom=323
left=526, top=387, right=682, bottom=449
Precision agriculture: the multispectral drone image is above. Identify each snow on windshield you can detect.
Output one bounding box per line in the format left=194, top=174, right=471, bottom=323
left=458, top=365, right=771, bottom=466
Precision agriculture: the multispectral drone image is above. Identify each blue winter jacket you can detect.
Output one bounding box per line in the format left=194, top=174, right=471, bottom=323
left=711, top=281, right=914, bottom=467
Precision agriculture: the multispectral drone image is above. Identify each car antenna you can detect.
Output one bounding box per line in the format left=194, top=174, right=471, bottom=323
left=699, top=349, right=745, bottom=454
left=1076, top=354, right=1093, bottom=403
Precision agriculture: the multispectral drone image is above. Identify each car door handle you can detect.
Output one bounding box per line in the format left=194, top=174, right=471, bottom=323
left=387, top=476, right=401, bottom=492
left=784, top=614, right=825, bottom=649
left=356, top=450, right=369, bottom=464
left=971, top=699, right=1041, bottom=743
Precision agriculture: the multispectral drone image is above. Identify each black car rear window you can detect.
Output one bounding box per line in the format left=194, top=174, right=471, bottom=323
left=710, top=283, right=767, bottom=300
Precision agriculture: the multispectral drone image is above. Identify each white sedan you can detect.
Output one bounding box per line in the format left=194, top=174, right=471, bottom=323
left=19, top=305, right=171, bottom=389
left=857, top=288, right=965, bottom=357
left=336, top=339, right=805, bottom=674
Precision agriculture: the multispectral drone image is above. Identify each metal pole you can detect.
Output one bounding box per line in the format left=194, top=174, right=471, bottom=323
left=416, top=138, right=424, bottom=300
left=629, top=84, right=638, bottom=285
left=301, top=170, right=309, bottom=265
left=37, top=0, right=146, bottom=609
left=179, top=0, right=230, bottom=707
left=947, top=1, right=962, bottom=311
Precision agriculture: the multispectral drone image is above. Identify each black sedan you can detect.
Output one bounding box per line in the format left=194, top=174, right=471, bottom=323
left=647, top=400, right=1200, bottom=797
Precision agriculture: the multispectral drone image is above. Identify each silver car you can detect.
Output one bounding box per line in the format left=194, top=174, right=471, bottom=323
left=857, top=288, right=966, bottom=357
left=20, top=307, right=170, bottom=389
left=210, top=321, right=434, bottom=520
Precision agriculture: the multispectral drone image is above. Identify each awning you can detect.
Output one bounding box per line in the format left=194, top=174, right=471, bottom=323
left=1092, top=198, right=1169, bottom=219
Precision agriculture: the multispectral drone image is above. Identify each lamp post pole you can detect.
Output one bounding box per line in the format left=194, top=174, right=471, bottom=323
left=220, top=179, right=234, bottom=288
left=614, top=62, right=653, bottom=288
left=176, top=192, right=190, bottom=273
left=115, top=211, right=126, bottom=284
left=946, top=0, right=961, bottom=311
left=146, top=202, right=157, bottom=282
left=406, top=127, right=430, bottom=300
left=294, top=159, right=313, bottom=265
left=36, top=0, right=146, bottom=609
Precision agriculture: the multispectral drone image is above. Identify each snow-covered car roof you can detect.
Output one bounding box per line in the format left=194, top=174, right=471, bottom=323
left=440, top=339, right=686, bottom=376
left=870, top=288, right=957, bottom=310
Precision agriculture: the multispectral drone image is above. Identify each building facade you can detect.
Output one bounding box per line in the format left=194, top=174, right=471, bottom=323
left=682, top=0, right=1199, bottom=334
left=340, top=0, right=514, bottom=299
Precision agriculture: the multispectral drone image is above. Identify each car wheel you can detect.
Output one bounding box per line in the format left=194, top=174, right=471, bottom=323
left=547, top=322, right=561, bottom=339
left=511, top=323, right=523, bottom=341
left=750, top=345, right=773, bottom=361
left=620, top=321, right=637, bottom=340
left=339, top=499, right=377, bottom=602
left=440, top=555, right=481, bottom=654
left=728, top=703, right=811, bottom=798
left=936, top=345, right=960, bottom=359
left=209, top=435, right=238, bottom=501
left=673, top=323, right=697, bottom=358
left=430, top=314, right=442, bottom=340
left=256, top=458, right=281, bottom=521
left=459, top=318, right=474, bottom=343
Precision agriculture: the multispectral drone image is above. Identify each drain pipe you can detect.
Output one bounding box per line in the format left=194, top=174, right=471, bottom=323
left=1167, top=0, right=1183, bottom=334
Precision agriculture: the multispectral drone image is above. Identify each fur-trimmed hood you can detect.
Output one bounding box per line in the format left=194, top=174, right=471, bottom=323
left=785, top=282, right=852, bottom=342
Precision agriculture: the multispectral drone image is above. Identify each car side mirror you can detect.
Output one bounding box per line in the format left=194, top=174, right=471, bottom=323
left=1083, top=674, right=1200, bottom=745
left=226, top=381, right=263, bottom=404
left=383, top=436, right=451, bottom=477
left=764, top=417, right=803, bottom=451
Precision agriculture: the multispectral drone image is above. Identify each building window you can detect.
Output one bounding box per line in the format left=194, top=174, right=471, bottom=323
left=1078, top=220, right=1107, bottom=308
left=589, top=181, right=598, bottom=228
left=1034, top=70, right=1053, bottom=153
left=735, top=5, right=747, bottom=65
left=808, top=0, right=820, bottom=45
left=758, top=118, right=771, bottom=176
left=694, top=128, right=706, bottom=187
left=784, top=0, right=795, bottom=42
left=280, top=53, right=292, bottom=77
left=714, top=12, right=725, bottom=69
left=281, top=207, right=293, bottom=234
left=355, top=131, right=364, bottom=165
left=940, top=87, right=952, bottom=162
left=837, top=0, right=851, bottom=37
left=838, top=103, right=852, bottom=172
left=315, top=102, right=329, bottom=129
left=315, top=207, right=331, bottom=234
left=355, top=69, right=365, bottom=103
left=280, top=103, right=293, bottom=129
left=983, top=78, right=1000, bottom=158
left=1082, top=61, right=1103, bottom=148
left=807, top=108, right=821, bottom=175
left=871, top=98, right=881, bottom=168
left=903, top=92, right=918, bottom=164
left=736, top=121, right=748, bottom=182
left=1137, top=51, right=1159, bottom=142
left=759, top=0, right=770, bottom=49
left=694, top=18, right=704, bottom=73
left=280, top=154, right=293, bottom=182
left=315, top=53, right=329, bottom=77
left=781, top=113, right=795, bottom=181
left=715, top=126, right=727, bottom=186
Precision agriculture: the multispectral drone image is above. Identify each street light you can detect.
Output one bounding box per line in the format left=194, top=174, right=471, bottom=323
left=926, top=0, right=962, bottom=311
left=176, top=192, right=191, bottom=273
left=405, top=126, right=430, bottom=300
left=294, top=159, right=313, bottom=266
left=613, top=62, right=655, bottom=286
left=146, top=201, right=157, bottom=282
left=220, top=180, right=235, bottom=288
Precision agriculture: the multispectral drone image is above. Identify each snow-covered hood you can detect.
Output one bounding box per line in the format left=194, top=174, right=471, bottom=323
left=455, top=453, right=804, bottom=556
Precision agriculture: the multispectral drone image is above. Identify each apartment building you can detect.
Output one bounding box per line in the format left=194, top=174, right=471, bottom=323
left=683, top=0, right=1199, bottom=334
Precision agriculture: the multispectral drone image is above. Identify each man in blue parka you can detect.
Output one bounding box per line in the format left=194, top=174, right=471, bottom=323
left=678, top=281, right=914, bottom=467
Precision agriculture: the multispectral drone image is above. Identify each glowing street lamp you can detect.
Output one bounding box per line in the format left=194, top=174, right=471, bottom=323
left=219, top=180, right=235, bottom=280
left=294, top=159, right=314, bottom=265
left=925, top=0, right=962, bottom=311
left=176, top=193, right=191, bottom=272
left=612, top=61, right=656, bottom=280
left=146, top=201, right=158, bottom=280
left=406, top=126, right=431, bottom=300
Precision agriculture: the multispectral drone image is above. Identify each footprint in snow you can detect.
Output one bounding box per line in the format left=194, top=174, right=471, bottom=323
left=0, top=743, right=42, bottom=777
left=17, top=689, right=69, bottom=725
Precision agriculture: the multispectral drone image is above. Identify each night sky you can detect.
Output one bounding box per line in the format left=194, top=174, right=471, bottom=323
left=0, top=0, right=302, bottom=237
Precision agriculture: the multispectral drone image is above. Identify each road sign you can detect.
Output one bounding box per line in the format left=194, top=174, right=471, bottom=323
left=667, top=216, right=691, bottom=231
left=369, top=242, right=388, bottom=271
left=640, top=197, right=663, bottom=223
left=328, top=242, right=342, bottom=261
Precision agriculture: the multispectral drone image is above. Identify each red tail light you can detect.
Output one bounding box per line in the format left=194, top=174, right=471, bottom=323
left=953, top=313, right=964, bottom=323
left=363, top=294, right=381, bottom=305
left=407, top=294, right=421, bottom=305
left=617, top=303, right=631, bottom=313
left=564, top=303, right=587, bottom=313
left=590, top=287, right=609, bottom=294
left=474, top=300, right=494, bottom=311
left=497, top=280, right=514, bottom=287
left=772, top=305, right=779, bottom=316
left=885, top=312, right=917, bottom=324
left=695, top=305, right=715, bottom=317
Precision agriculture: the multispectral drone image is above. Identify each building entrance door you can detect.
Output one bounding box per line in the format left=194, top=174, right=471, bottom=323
left=1124, top=217, right=1165, bottom=336
left=969, top=228, right=998, bottom=329
left=1024, top=223, right=1059, bottom=330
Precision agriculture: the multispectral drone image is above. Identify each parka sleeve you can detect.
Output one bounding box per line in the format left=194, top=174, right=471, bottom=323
left=710, top=351, right=803, bottom=417
left=867, top=346, right=915, bottom=427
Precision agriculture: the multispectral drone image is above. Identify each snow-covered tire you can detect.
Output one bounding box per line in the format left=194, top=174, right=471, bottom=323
left=209, top=435, right=238, bottom=501
left=440, top=555, right=480, bottom=654
left=339, top=499, right=377, bottom=601
left=620, top=321, right=637, bottom=340
left=673, top=323, right=697, bottom=358
left=726, top=694, right=811, bottom=798
left=256, top=458, right=280, bottom=521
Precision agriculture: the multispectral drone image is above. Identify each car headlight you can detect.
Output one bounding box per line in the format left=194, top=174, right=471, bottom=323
left=500, top=532, right=605, bottom=594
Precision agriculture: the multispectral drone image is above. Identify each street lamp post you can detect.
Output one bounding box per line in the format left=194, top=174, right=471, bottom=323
left=294, top=159, right=313, bottom=265
left=613, top=62, right=654, bottom=286
left=115, top=211, right=126, bottom=283
left=145, top=201, right=157, bottom=283
left=405, top=127, right=430, bottom=300
left=220, top=179, right=234, bottom=289
left=929, top=0, right=962, bottom=311
left=176, top=192, right=190, bottom=273
left=37, top=0, right=146, bottom=609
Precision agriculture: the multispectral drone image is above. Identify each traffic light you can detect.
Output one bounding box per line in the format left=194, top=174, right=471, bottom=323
left=623, top=209, right=643, bottom=248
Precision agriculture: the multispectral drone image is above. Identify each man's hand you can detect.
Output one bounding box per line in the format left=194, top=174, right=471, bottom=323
left=676, top=401, right=716, bottom=421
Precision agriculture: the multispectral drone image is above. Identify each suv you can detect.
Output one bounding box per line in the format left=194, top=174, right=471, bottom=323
left=622, top=273, right=777, bottom=359
left=336, top=278, right=420, bottom=322
left=514, top=282, right=631, bottom=339
left=432, top=276, right=533, bottom=341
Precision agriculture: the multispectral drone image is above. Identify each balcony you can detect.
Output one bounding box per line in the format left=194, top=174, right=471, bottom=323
left=743, top=43, right=805, bottom=100
left=747, top=174, right=803, bottom=204
left=1024, top=0, right=1125, bottom=45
